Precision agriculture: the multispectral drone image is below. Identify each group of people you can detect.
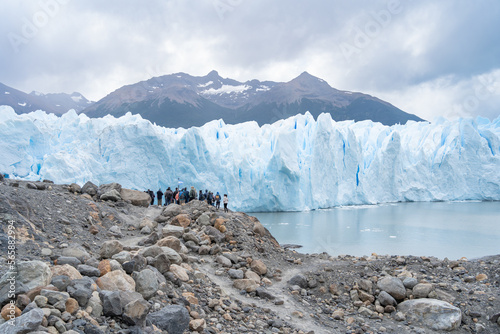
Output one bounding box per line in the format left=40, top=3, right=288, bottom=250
left=146, top=186, right=229, bottom=212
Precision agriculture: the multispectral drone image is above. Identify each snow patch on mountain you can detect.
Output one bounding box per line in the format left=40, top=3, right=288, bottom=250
left=201, top=84, right=251, bottom=95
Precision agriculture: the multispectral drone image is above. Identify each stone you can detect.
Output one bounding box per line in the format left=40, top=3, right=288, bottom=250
left=151, top=253, right=171, bottom=275
left=134, top=269, right=159, bottom=299
left=65, top=297, right=80, bottom=314
left=171, top=214, right=192, bottom=228
left=358, top=279, right=373, bottom=294
left=196, top=213, right=210, bottom=226
left=111, top=251, right=132, bottom=264
left=182, top=292, right=199, bottom=305
left=476, top=273, right=488, bottom=281
left=394, top=311, right=406, bottom=321
left=97, top=270, right=135, bottom=291
left=183, top=232, right=200, bottom=244
left=98, top=259, right=112, bottom=276
left=159, top=204, right=184, bottom=220
left=332, top=309, right=345, bottom=320
left=56, top=256, right=82, bottom=267
left=250, top=259, right=267, bottom=275
left=69, top=183, right=82, bottom=193
left=378, top=291, right=397, bottom=307
left=67, top=278, right=93, bottom=306
left=146, top=305, right=190, bottom=334
left=34, top=295, right=48, bottom=307
left=216, top=255, right=232, bottom=267
left=0, top=308, right=44, bottom=333
left=1, top=303, right=21, bottom=320
left=97, top=182, right=122, bottom=197
left=233, top=279, right=258, bottom=292
left=189, top=318, right=206, bottom=332
left=61, top=246, right=91, bottom=262
left=253, top=221, right=267, bottom=236
left=160, top=247, right=183, bottom=264
left=245, top=270, right=261, bottom=283
left=100, top=189, right=122, bottom=201
left=123, top=298, right=150, bottom=326
left=82, top=181, right=98, bottom=196
left=99, top=240, right=124, bottom=259
left=205, top=226, right=225, bottom=244
left=398, top=299, right=462, bottom=331
left=120, top=188, right=151, bottom=207
left=413, top=283, right=433, bottom=298
left=403, top=277, right=418, bottom=289
left=40, top=289, right=70, bottom=305
left=198, top=245, right=211, bottom=255
left=51, top=264, right=83, bottom=280
left=377, top=276, right=406, bottom=300
left=358, top=289, right=375, bottom=303
left=162, top=224, right=185, bottom=238
left=108, top=225, right=123, bottom=237
left=256, top=287, right=276, bottom=300
left=99, top=291, right=123, bottom=317
left=169, top=264, right=189, bottom=282
left=428, top=289, right=456, bottom=304
left=228, top=269, right=244, bottom=279
left=157, top=236, right=182, bottom=252
left=77, top=264, right=101, bottom=277
left=0, top=260, right=52, bottom=291
left=27, top=182, right=37, bottom=189
left=288, top=274, right=308, bottom=289
left=214, top=218, right=226, bottom=232
left=85, top=292, right=102, bottom=318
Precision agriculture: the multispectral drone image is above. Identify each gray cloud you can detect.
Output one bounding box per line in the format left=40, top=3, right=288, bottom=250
left=1, top=0, right=499, bottom=121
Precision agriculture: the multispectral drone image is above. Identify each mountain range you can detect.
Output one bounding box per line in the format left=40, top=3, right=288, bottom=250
left=1, top=71, right=424, bottom=126
left=0, top=82, right=93, bottom=115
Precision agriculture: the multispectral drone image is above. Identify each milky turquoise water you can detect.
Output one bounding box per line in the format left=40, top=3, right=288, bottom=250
left=251, top=201, right=500, bottom=260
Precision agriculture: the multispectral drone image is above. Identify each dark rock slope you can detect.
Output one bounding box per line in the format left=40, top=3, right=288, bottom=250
left=0, top=178, right=499, bottom=333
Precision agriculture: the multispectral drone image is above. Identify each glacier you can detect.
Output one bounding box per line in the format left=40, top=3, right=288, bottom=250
left=0, top=105, right=499, bottom=212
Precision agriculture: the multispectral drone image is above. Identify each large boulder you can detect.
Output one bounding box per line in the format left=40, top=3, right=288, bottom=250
left=146, top=305, right=190, bottom=334
left=377, top=276, right=406, bottom=300
left=120, top=188, right=151, bottom=207
left=81, top=181, right=98, bottom=196
left=100, top=189, right=122, bottom=201
left=171, top=214, right=192, bottom=228
left=97, top=182, right=122, bottom=198
left=0, top=308, right=44, bottom=333
left=397, top=299, right=462, bottom=331
left=0, top=261, right=52, bottom=291
left=99, top=290, right=144, bottom=317
left=100, top=240, right=124, bottom=259
left=134, top=269, right=158, bottom=300
left=97, top=270, right=135, bottom=291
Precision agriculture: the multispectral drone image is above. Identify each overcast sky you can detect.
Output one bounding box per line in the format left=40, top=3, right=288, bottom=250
left=1, top=0, right=500, bottom=121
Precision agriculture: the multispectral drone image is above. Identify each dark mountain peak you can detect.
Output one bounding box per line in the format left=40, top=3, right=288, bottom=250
left=206, top=70, right=220, bottom=78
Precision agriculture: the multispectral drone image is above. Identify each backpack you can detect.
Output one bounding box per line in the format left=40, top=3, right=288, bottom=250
left=215, top=194, right=221, bottom=202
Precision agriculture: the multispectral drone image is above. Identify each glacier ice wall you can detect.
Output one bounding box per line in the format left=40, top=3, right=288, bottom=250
left=0, top=105, right=499, bottom=212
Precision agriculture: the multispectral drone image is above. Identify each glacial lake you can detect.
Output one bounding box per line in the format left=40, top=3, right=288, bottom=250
left=251, top=201, right=500, bottom=260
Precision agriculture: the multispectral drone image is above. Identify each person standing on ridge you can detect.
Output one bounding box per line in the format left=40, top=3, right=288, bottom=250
left=165, top=187, right=173, bottom=205
left=147, top=189, right=155, bottom=206
left=173, top=188, right=179, bottom=204
left=189, top=186, right=196, bottom=202
left=215, top=192, right=221, bottom=210
left=199, top=190, right=204, bottom=201
left=156, top=188, right=163, bottom=206
left=223, top=194, right=229, bottom=213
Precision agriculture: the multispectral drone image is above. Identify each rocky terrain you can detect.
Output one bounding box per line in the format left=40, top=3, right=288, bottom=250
left=0, top=176, right=499, bottom=334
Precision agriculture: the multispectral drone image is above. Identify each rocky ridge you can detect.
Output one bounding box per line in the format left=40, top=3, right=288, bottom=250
left=0, top=177, right=499, bottom=333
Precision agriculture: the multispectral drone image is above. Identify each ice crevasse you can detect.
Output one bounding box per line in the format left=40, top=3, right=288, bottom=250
left=0, top=105, right=499, bottom=212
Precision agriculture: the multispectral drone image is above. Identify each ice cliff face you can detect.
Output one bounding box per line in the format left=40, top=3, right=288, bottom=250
left=1, top=105, right=499, bottom=212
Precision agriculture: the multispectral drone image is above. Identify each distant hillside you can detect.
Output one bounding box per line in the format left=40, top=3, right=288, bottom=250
left=0, top=82, right=93, bottom=115
left=81, top=71, right=424, bottom=127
